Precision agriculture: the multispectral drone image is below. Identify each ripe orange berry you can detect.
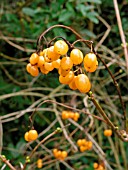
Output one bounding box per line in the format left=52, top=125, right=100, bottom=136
left=47, top=46, right=60, bottom=61
left=37, top=56, right=45, bottom=67
left=73, top=112, right=80, bottom=121
left=54, top=40, right=69, bottom=55
left=60, top=56, right=73, bottom=70
left=75, top=74, right=91, bottom=93
left=93, top=162, right=99, bottom=169
left=87, top=141, right=93, bottom=150
left=58, top=67, right=70, bottom=76
left=26, top=63, right=31, bottom=73
left=81, top=139, right=87, bottom=145
left=97, top=165, right=104, bottom=170
left=68, top=111, right=74, bottom=119
left=69, top=76, right=77, bottom=90
left=40, top=65, right=49, bottom=74
left=84, top=53, right=97, bottom=68
left=104, top=129, right=112, bottom=137
left=55, top=150, right=62, bottom=158
left=80, top=145, right=87, bottom=152
left=53, top=148, right=58, bottom=154
left=84, top=60, right=98, bottom=73
left=28, top=129, right=38, bottom=141
left=44, top=62, right=54, bottom=71
left=39, top=49, right=47, bottom=56
left=62, top=111, right=69, bottom=119
left=30, top=65, right=39, bottom=77
left=59, top=71, right=74, bottom=85
left=24, top=132, right=30, bottom=142
left=70, top=48, right=83, bottom=65
left=37, top=159, right=43, bottom=169
left=42, top=48, right=52, bottom=62
left=60, top=151, right=68, bottom=160
left=30, top=53, right=39, bottom=65
left=77, top=139, right=82, bottom=146
left=52, top=59, right=61, bottom=69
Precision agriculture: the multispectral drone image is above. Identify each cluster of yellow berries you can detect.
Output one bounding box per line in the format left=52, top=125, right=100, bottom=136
left=24, top=129, right=38, bottom=142
left=26, top=39, right=98, bottom=93
left=77, top=139, right=93, bottom=152
left=104, top=129, right=112, bottom=137
left=93, top=162, right=105, bottom=170
left=61, top=110, right=80, bottom=121
left=53, top=148, right=68, bottom=160
left=37, top=159, right=43, bottom=169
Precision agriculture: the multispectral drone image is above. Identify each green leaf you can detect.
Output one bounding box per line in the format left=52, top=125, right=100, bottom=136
left=86, top=11, right=99, bottom=24
left=58, top=9, right=73, bottom=22
left=80, top=0, right=102, bottom=4
left=22, top=7, right=35, bottom=17
left=76, top=4, right=94, bottom=17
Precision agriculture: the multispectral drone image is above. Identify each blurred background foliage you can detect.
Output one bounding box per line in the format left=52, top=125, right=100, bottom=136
left=0, top=0, right=128, bottom=170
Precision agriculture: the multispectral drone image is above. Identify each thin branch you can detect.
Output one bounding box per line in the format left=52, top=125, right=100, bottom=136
left=37, top=24, right=82, bottom=51
left=93, top=52, right=126, bottom=128
left=88, top=92, right=128, bottom=142
left=22, top=129, right=61, bottom=170
left=0, top=155, right=16, bottom=170
left=113, top=0, right=128, bottom=71
left=95, top=16, right=111, bottom=51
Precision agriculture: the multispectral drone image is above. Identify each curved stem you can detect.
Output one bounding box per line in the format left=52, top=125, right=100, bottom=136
left=93, top=51, right=126, bottom=129
left=72, top=39, right=93, bottom=49
left=37, top=24, right=82, bottom=50
left=48, top=36, right=72, bottom=48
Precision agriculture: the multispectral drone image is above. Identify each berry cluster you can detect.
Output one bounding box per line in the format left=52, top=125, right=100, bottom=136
left=53, top=148, right=68, bottom=160
left=24, top=129, right=38, bottom=142
left=93, top=163, right=105, bottom=170
left=104, top=129, right=112, bottom=137
left=26, top=39, right=98, bottom=93
left=62, top=110, right=80, bottom=121
left=37, top=159, right=43, bottom=169
left=77, top=139, right=93, bottom=152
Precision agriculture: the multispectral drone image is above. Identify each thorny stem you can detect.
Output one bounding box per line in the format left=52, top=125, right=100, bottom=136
left=88, top=92, right=128, bottom=142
